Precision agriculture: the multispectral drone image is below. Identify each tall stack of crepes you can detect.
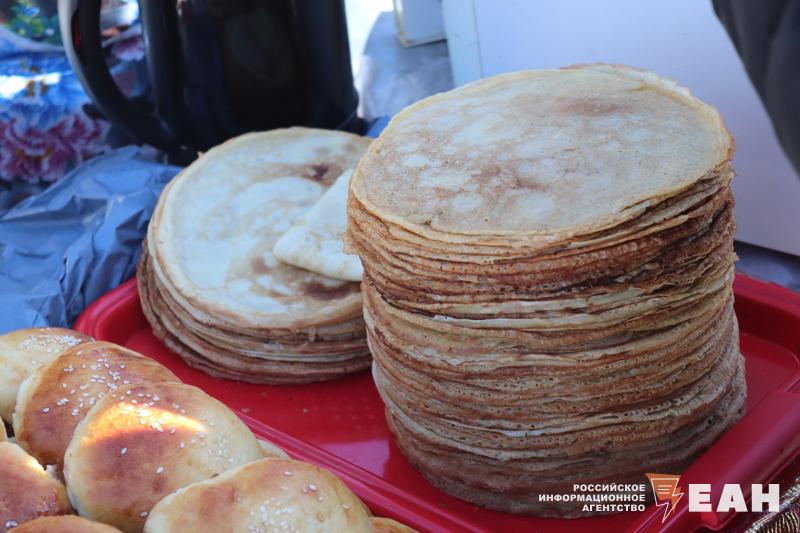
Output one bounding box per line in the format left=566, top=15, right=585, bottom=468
left=346, top=65, right=745, bottom=517
left=140, top=128, right=373, bottom=384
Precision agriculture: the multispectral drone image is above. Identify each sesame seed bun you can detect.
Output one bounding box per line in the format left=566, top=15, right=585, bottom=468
left=11, top=515, right=122, bottom=533
left=0, top=442, right=72, bottom=532
left=13, top=341, right=179, bottom=469
left=63, top=381, right=263, bottom=533
left=0, top=328, right=91, bottom=423
left=143, top=458, right=371, bottom=533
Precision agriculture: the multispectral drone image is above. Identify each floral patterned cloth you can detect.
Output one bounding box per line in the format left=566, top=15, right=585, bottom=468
left=0, top=0, right=145, bottom=190
left=0, top=50, right=110, bottom=183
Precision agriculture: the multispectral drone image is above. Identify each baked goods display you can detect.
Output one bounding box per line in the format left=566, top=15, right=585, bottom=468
left=138, top=128, right=373, bottom=384
left=346, top=65, right=745, bottom=516
left=13, top=341, right=179, bottom=469
left=11, top=516, right=122, bottom=533
left=0, top=328, right=91, bottom=423
left=0, top=61, right=755, bottom=528
left=143, top=458, right=372, bottom=533
left=0, top=326, right=418, bottom=532
left=64, top=381, right=265, bottom=531
left=0, top=442, right=72, bottom=532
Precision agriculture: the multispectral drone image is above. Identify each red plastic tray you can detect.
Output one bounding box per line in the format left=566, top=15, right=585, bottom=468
left=74, top=273, right=800, bottom=533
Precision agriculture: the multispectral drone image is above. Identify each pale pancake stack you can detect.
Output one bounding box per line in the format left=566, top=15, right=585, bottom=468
left=346, top=65, right=746, bottom=517
left=139, top=128, right=373, bottom=384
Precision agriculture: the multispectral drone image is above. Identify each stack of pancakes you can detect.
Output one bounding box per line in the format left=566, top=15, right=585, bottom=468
left=139, top=128, right=372, bottom=384
left=346, top=65, right=746, bottom=517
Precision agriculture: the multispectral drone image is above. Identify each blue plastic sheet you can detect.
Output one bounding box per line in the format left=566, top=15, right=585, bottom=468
left=0, top=146, right=180, bottom=332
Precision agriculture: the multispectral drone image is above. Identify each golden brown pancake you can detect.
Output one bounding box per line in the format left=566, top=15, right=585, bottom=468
left=140, top=128, right=373, bottom=384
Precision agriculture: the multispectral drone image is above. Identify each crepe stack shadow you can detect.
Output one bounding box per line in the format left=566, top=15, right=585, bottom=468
left=139, top=128, right=373, bottom=384
left=345, top=64, right=746, bottom=517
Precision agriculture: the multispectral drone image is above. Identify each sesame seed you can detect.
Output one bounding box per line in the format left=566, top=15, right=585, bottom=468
left=342, top=504, right=350, bottom=510
left=283, top=471, right=292, bottom=476
left=71, top=409, right=79, bottom=416
left=308, top=484, right=317, bottom=492
left=5, top=520, right=18, bottom=528
left=169, top=428, right=176, bottom=435
left=317, top=496, right=324, bottom=502
left=120, top=447, right=127, bottom=455
left=156, top=466, right=165, bottom=474
left=179, top=442, right=185, bottom=449
left=41, top=407, right=50, bottom=413
left=140, top=511, right=148, bottom=518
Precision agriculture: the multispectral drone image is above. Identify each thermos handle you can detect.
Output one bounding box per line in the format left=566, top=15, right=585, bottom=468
left=58, top=0, right=182, bottom=151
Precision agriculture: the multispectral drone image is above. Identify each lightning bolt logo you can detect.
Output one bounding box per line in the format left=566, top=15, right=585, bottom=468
left=646, top=473, right=684, bottom=523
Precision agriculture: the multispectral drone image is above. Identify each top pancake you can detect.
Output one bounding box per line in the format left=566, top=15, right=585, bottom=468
left=352, top=64, right=732, bottom=241
left=150, top=128, right=370, bottom=330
